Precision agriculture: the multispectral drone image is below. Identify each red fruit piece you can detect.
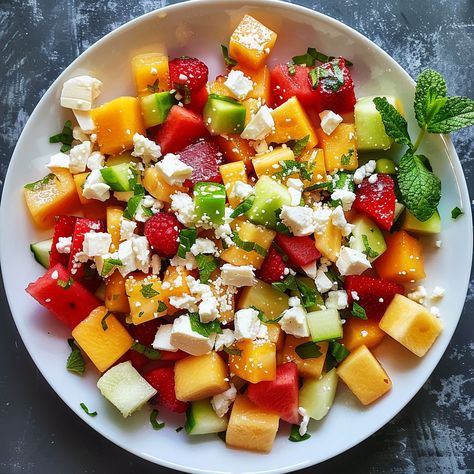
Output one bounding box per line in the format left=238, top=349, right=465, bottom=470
left=274, top=234, right=320, bottom=268
left=184, top=86, right=209, bottom=114
left=129, top=319, right=161, bottom=346
left=270, top=63, right=317, bottom=108
left=50, top=215, right=78, bottom=268
left=353, top=174, right=396, bottom=232
left=144, top=212, right=182, bottom=258
left=116, top=350, right=149, bottom=372
left=153, top=105, right=209, bottom=154
left=144, top=367, right=188, bottom=413
left=169, top=57, right=209, bottom=91
left=313, top=57, right=356, bottom=114
left=258, top=248, right=287, bottom=283
left=160, top=350, right=188, bottom=361
left=247, top=362, right=300, bottom=424
left=345, top=275, right=404, bottom=320
left=178, top=140, right=223, bottom=187
left=25, top=263, right=101, bottom=330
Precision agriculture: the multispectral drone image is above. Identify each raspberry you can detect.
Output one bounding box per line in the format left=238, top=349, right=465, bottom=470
left=144, top=367, right=188, bottom=413
left=144, top=213, right=182, bottom=258
left=258, top=248, right=287, bottom=283
left=169, top=57, right=209, bottom=91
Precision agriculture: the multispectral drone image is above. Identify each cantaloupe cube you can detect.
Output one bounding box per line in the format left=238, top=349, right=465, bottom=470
left=316, top=124, right=358, bottom=172
left=242, top=98, right=261, bottom=125
left=216, top=134, right=255, bottom=169
left=229, top=15, right=277, bottom=70
left=379, top=294, right=443, bottom=357
left=252, top=146, right=294, bottom=178
left=229, top=340, right=276, bottom=383
left=267, top=324, right=285, bottom=351
left=106, top=206, right=124, bottom=252
left=73, top=172, right=92, bottom=205
left=226, top=394, right=279, bottom=453
left=299, top=148, right=327, bottom=186
left=24, top=168, right=79, bottom=228
left=266, top=97, right=318, bottom=149
left=162, top=265, right=191, bottom=297
left=314, top=219, right=342, bottom=262
left=336, top=344, right=392, bottom=405
left=142, top=167, right=187, bottom=203
left=220, top=161, right=248, bottom=208
left=131, top=52, right=170, bottom=96
left=174, top=351, right=230, bottom=401
left=235, top=65, right=271, bottom=104
left=342, top=317, right=385, bottom=351
left=238, top=279, right=289, bottom=320
left=374, top=230, right=426, bottom=283
left=72, top=306, right=133, bottom=372
left=220, top=221, right=275, bottom=269
left=282, top=336, right=328, bottom=378
left=209, top=75, right=232, bottom=96
left=105, top=271, right=130, bottom=313
left=125, top=274, right=167, bottom=324
left=91, top=97, right=145, bottom=155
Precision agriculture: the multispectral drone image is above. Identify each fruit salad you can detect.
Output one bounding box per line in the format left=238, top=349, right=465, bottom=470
left=22, top=14, right=473, bottom=453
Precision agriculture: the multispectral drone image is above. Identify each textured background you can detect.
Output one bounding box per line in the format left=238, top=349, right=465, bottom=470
left=0, top=0, right=473, bottom=473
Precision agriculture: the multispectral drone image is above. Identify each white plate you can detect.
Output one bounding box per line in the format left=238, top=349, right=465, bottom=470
left=0, top=1, right=472, bottom=472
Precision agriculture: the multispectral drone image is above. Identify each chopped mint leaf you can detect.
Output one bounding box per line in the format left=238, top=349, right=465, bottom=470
left=361, top=234, right=379, bottom=259
left=147, top=78, right=160, bottom=94
left=57, top=277, right=74, bottom=289
left=221, top=44, right=237, bottom=67
left=340, top=148, right=354, bottom=166
left=101, top=311, right=112, bottom=330
left=272, top=274, right=298, bottom=293
left=178, top=228, right=197, bottom=258
left=140, top=283, right=160, bottom=299
left=150, top=409, right=165, bottom=430
left=373, top=96, right=412, bottom=147
left=230, top=195, right=255, bottom=218
left=293, top=48, right=352, bottom=68
left=303, top=181, right=330, bottom=192
left=251, top=305, right=282, bottom=325
left=274, top=160, right=312, bottom=181
left=66, top=339, right=85, bottom=375
left=329, top=341, right=350, bottom=363
left=292, top=52, right=316, bottom=67
left=223, top=346, right=242, bottom=356
left=123, top=184, right=145, bottom=220
left=49, top=120, right=73, bottom=152
left=414, top=69, right=447, bottom=130
left=296, top=279, right=317, bottom=308
left=80, top=402, right=97, bottom=417
left=309, top=60, right=345, bottom=92
left=295, top=341, right=322, bottom=359
left=292, top=135, right=310, bottom=157
left=195, top=254, right=219, bottom=283
left=451, top=206, right=463, bottom=219
left=287, top=61, right=296, bottom=76
left=157, top=301, right=167, bottom=313
left=275, top=208, right=292, bottom=235
left=131, top=341, right=161, bottom=360
left=351, top=302, right=368, bottom=320
left=289, top=424, right=311, bottom=442
left=232, top=232, right=267, bottom=257
left=141, top=206, right=153, bottom=218
left=24, top=173, right=57, bottom=192
left=189, top=313, right=222, bottom=337
left=100, top=257, right=122, bottom=277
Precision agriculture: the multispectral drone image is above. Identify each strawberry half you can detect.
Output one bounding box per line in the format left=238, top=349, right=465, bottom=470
left=144, top=212, right=182, bottom=258
left=169, top=57, right=209, bottom=91
left=258, top=248, right=287, bottom=283
left=353, top=174, right=396, bottom=231
left=345, top=275, right=404, bottom=319
left=144, top=367, right=188, bottom=413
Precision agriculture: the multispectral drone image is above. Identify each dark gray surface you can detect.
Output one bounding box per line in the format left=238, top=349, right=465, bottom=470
left=0, top=0, right=473, bottom=473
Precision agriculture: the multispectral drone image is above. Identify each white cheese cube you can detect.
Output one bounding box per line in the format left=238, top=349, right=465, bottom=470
left=288, top=187, right=302, bottom=206
left=118, top=240, right=137, bottom=276
left=69, top=141, right=92, bottom=174
left=156, top=153, right=193, bottom=186
left=240, top=105, right=274, bottom=140
left=46, top=152, right=70, bottom=170
left=211, top=384, right=237, bottom=418
left=56, top=236, right=72, bottom=254
left=314, top=269, right=334, bottom=293
left=86, top=151, right=105, bottom=170
left=61, top=75, right=103, bottom=110
left=119, top=218, right=137, bottom=241
left=131, top=236, right=150, bottom=273
left=234, top=308, right=264, bottom=341
left=313, top=203, right=333, bottom=234
left=152, top=324, right=178, bottom=352
left=407, top=285, right=427, bottom=304
left=330, top=189, right=356, bottom=211
left=170, top=315, right=216, bottom=356
left=198, top=294, right=219, bottom=323
left=170, top=191, right=196, bottom=226
left=319, top=110, right=343, bottom=135
left=288, top=296, right=301, bottom=308
left=73, top=109, right=96, bottom=133
left=131, top=133, right=162, bottom=165
left=280, top=205, right=315, bottom=236
left=336, top=247, right=371, bottom=276
left=279, top=306, right=310, bottom=337
left=214, top=329, right=235, bottom=352
left=353, top=160, right=376, bottom=184
left=169, top=253, right=197, bottom=270
left=221, top=264, right=256, bottom=287
left=298, top=407, right=310, bottom=436
left=229, top=181, right=255, bottom=201
left=168, top=294, right=198, bottom=312
left=224, top=70, right=253, bottom=100
left=431, top=286, right=445, bottom=301
left=190, top=238, right=219, bottom=257
left=82, top=169, right=111, bottom=201
left=82, top=232, right=112, bottom=257
left=331, top=206, right=354, bottom=237
left=325, top=290, right=348, bottom=310
left=301, top=261, right=317, bottom=279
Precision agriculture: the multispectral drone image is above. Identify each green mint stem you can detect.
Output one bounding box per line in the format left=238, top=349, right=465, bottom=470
left=412, top=128, right=426, bottom=153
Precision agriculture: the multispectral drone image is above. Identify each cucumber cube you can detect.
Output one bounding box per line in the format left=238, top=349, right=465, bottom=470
left=100, top=163, right=136, bottom=191
left=402, top=209, right=441, bottom=235
left=97, top=361, right=157, bottom=418
left=246, top=175, right=292, bottom=229
left=203, top=94, right=246, bottom=136
left=307, top=309, right=343, bottom=342
left=194, top=182, right=226, bottom=225
left=30, top=238, right=52, bottom=268
left=350, top=214, right=386, bottom=262
left=140, top=92, right=176, bottom=128
left=185, top=398, right=228, bottom=435
left=299, top=368, right=338, bottom=420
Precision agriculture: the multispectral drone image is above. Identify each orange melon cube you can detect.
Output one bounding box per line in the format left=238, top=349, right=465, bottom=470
left=252, top=146, right=294, bottom=178
left=131, top=52, right=170, bottom=96
left=314, top=219, right=342, bottom=262
left=163, top=265, right=191, bottom=314
left=226, top=394, right=280, bottom=453
left=209, top=75, right=232, bottom=96
left=266, top=97, right=318, bottom=149
left=229, top=340, right=276, bottom=383
left=341, top=317, right=385, bottom=351
left=229, top=15, right=277, bottom=70
left=71, top=306, right=133, bottom=372
left=316, top=124, right=358, bottom=172
left=219, top=161, right=248, bottom=208
left=209, top=281, right=235, bottom=325
left=242, top=98, right=261, bottom=125
left=374, top=230, right=425, bottom=283
left=142, top=167, right=187, bottom=203
left=267, top=324, right=285, bottom=351
left=299, top=148, right=327, bottom=186
left=379, top=294, right=442, bottom=357
left=91, top=97, right=145, bottom=155
left=337, top=344, right=392, bottom=405
left=24, top=168, right=79, bottom=228
left=73, top=172, right=92, bottom=205
left=174, top=351, right=230, bottom=401
left=106, top=206, right=124, bottom=252
left=216, top=134, right=255, bottom=169
left=105, top=271, right=130, bottom=313
left=282, top=336, right=328, bottom=378
left=235, top=65, right=271, bottom=104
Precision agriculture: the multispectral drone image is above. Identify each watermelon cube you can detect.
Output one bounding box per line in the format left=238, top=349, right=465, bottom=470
left=49, top=215, right=78, bottom=268
left=184, top=86, right=209, bottom=114
left=275, top=234, right=320, bottom=268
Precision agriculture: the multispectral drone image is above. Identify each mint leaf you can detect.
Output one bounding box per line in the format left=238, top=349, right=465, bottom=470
left=291, top=135, right=310, bottom=157
left=150, top=409, right=165, bottom=430
left=397, top=150, right=441, bottom=221
left=131, top=342, right=161, bottom=360
left=296, top=279, right=318, bottom=308
left=329, top=341, right=350, bottom=363
left=189, top=313, right=222, bottom=337
left=230, top=194, right=255, bottom=219
left=373, top=97, right=412, bottom=147
left=295, top=341, right=322, bottom=359
left=351, top=302, right=368, bottom=320
left=414, top=69, right=447, bottom=129
left=24, top=173, right=57, bottom=192
left=100, top=257, right=122, bottom=277
left=147, top=79, right=160, bottom=94
left=361, top=234, right=379, bottom=259
left=66, top=339, right=85, bottom=375
left=140, top=283, right=159, bottom=299
left=123, top=184, right=145, bottom=220
left=178, top=228, right=197, bottom=258
left=451, top=206, right=463, bottom=219
left=272, top=275, right=298, bottom=293
left=289, top=424, right=311, bottom=442
left=223, top=346, right=242, bottom=356
left=195, top=254, right=219, bottom=283
left=251, top=306, right=283, bottom=325
left=221, top=44, right=237, bottom=67
left=232, top=232, right=267, bottom=257
left=80, top=403, right=97, bottom=417
left=426, top=96, right=474, bottom=133
left=101, top=311, right=112, bottom=330
left=49, top=120, right=73, bottom=152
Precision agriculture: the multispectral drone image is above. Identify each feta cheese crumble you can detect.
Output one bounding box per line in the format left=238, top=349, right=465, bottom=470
left=336, top=247, right=371, bottom=276
left=279, top=306, right=310, bottom=337
left=240, top=105, right=274, bottom=140
left=224, top=70, right=254, bottom=100
left=60, top=75, right=103, bottom=110
left=234, top=307, right=267, bottom=341
left=156, top=153, right=193, bottom=186
left=221, top=264, right=256, bottom=287
left=319, top=110, right=343, bottom=135
left=131, top=133, right=162, bottom=164
left=280, top=205, right=315, bottom=236
left=211, top=384, right=237, bottom=418
left=82, top=169, right=111, bottom=201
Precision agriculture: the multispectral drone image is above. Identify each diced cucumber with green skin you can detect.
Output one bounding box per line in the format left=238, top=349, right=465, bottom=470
left=307, top=309, right=343, bottom=343
left=350, top=214, right=386, bottom=262
left=299, top=368, right=338, bottom=421
left=203, top=94, right=246, bottom=136
left=355, top=95, right=402, bottom=151
left=194, top=182, right=226, bottom=225
left=291, top=277, right=324, bottom=311
left=375, top=158, right=397, bottom=174
left=100, top=163, right=137, bottom=191
left=246, top=175, right=292, bottom=229
left=394, top=202, right=405, bottom=222
left=105, top=153, right=141, bottom=167
left=140, top=92, right=176, bottom=128
left=402, top=209, right=441, bottom=235
left=30, top=238, right=52, bottom=268
left=185, top=399, right=228, bottom=435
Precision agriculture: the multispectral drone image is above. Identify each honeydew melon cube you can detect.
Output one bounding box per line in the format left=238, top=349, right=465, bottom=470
left=299, top=368, right=338, bottom=420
